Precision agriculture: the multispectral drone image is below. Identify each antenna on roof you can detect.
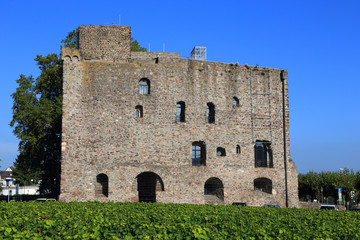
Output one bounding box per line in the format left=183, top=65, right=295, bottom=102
left=163, top=43, right=165, bottom=52
left=149, top=43, right=151, bottom=52
left=119, top=14, right=121, bottom=26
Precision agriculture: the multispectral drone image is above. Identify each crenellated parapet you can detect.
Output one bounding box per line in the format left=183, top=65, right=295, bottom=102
left=61, top=46, right=81, bottom=62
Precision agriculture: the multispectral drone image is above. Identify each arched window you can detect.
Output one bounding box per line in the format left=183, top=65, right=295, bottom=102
left=139, top=78, right=150, bottom=94
left=192, top=141, right=206, bottom=166
left=217, top=147, right=226, bottom=156
left=236, top=145, right=241, bottom=154
left=233, top=97, right=239, bottom=106
left=96, top=174, right=109, bottom=197
left=206, top=102, right=215, bottom=123
left=254, top=141, right=273, bottom=168
left=176, top=101, right=185, bottom=122
left=254, top=178, right=272, bottom=194
left=135, top=105, right=143, bottom=118
left=204, top=177, right=224, bottom=201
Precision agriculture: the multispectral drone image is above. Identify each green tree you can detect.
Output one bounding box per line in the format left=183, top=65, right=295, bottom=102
left=61, top=28, right=79, bottom=49
left=299, top=169, right=360, bottom=206
left=10, top=54, right=63, bottom=195
left=11, top=27, right=146, bottom=196
left=298, top=171, right=321, bottom=201
left=131, top=38, right=147, bottom=52
left=332, top=168, right=357, bottom=204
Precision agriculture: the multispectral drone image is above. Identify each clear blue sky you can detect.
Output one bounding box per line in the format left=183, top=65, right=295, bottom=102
left=1, top=0, right=359, bottom=173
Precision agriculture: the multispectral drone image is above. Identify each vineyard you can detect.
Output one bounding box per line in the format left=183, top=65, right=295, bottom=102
left=1, top=201, right=359, bottom=239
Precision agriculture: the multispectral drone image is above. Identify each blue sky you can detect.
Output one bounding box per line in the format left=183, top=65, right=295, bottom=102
left=1, top=0, right=359, bottom=173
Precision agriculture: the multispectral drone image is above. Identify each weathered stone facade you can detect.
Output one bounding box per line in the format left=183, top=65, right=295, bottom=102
left=60, top=25, right=298, bottom=207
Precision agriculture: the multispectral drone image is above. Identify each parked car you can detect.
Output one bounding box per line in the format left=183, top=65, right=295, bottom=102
left=36, top=198, right=56, bottom=203
left=349, top=208, right=360, bottom=212
left=232, top=202, right=247, bottom=206
left=320, top=204, right=338, bottom=210
left=262, top=204, right=280, bottom=208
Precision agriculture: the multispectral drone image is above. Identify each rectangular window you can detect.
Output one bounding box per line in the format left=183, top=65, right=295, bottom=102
left=176, top=102, right=185, bottom=122
left=192, top=142, right=206, bottom=166
left=206, top=103, right=215, bottom=123
left=192, top=145, right=202, bottom=165
left=254, top=141, right=273, bottom=168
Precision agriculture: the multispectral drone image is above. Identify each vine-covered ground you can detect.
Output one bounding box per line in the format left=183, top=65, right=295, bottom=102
left=1, top=201, right=359, bottom=239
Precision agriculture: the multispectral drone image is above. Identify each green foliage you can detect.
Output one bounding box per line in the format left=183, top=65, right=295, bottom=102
left=1, top=202, right=360, bottom=239
left=10, top=54, right=62, bottom=195
left=61, top=28, right=79, bottom=49
left=299, top=169, right=360, bottom=205
left=131, top=38, right=147, bottom=52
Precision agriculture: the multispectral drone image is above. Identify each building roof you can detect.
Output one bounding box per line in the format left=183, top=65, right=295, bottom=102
left=0, top=167, right=14, bottom=179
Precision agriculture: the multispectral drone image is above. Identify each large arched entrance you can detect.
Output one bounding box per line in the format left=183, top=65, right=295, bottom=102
left=136, top=172, right=164, bottom=203
left=204, top=177, right=224, bottom=202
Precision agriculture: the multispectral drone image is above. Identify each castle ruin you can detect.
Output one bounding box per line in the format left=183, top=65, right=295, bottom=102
left=60, top=25, right=298, bottom=207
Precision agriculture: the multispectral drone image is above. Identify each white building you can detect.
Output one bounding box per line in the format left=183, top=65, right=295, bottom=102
left=0, top=167, right=39, bottom=196
left=2, top=185, right=39, bottom=195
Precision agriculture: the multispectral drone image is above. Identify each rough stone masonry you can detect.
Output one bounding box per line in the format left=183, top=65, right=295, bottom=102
left=60, top=25, right=298, bottom=207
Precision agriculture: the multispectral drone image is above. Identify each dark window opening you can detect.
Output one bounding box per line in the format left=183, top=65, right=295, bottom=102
left=176, top=101, right=185, bottom=122
left=236, top=145, right=241, bottom=154
left=139, top=78, right=150, bottom=94
left=135, top=105, right=143, bottom=118
left=204, top=177, right=224, bottom=201
left=254, top=178, right=272, bottom=194
left=254, top=141, right=273, bottom=168
left=137, top=172, right=164, bottom=203
left=233, top=97, right=239, bottom=106
left=192, top=141, right=206, bottom=166
left=96, top=174, right=109, bottom=197
left=206, top=102, right=215, bottom=123
left=217, top=147, right=226, bottom=156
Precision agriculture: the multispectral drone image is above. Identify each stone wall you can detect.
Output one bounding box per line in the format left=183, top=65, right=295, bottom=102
left=131, top=51, right=180, bottom=59
left=60, top=25, right=298, bottom=207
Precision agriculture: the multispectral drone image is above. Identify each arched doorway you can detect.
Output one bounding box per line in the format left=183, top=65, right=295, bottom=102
left=136, top=172, right=164, bottom=203
left=204, top=177, right=224, bottom=201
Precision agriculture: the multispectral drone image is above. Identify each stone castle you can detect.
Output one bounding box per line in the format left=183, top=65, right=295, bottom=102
left=60, top=25, right=298, bottom=207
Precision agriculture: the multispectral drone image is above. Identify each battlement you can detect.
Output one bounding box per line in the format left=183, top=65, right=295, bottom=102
left=79, top=25, right=131, bottom=60
left=130, top=51, right=180, bottom=59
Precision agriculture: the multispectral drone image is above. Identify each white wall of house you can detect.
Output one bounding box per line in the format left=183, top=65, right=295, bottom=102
left=1, top=185, right=39, bottom=196
left=0, top=179, right=16, bottom=187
